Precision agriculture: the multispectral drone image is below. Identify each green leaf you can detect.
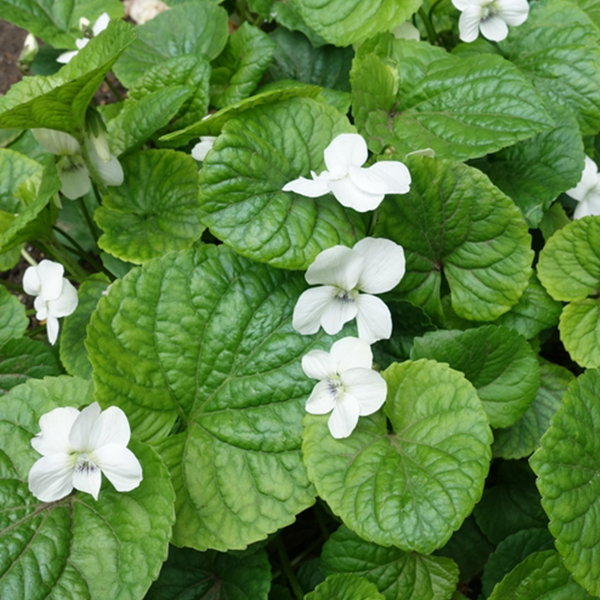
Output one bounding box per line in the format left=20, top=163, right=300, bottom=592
left=500, top=0, right=600, bottom=135
left=0, top=287, right=28, bottom=345
left=375, top=156, right=533, bottom=321
left=488, top=550, right=596, bottom=600
left=292, top=0, right=422, bottom=46
left=539, top=202, right=571, bottom=242
left=248, top=0, right=273, bottom=18
left=0, top=148, right=42, bottom=213
left=87, top=245, right=325, bottom=550
left=481, top=100, right=586, bottom=228
left=113, top=1, right=228, bottom=87
left=0, top=337, right=63, bottom=395
left=481, top=529, right=554, bottom=598
left=302, top=359, right=492, bottom=553
left=531, top=368, right=600, bottom=595
left=493, top=360, right=575, bottom=460
left=559, top=298, right=600, bottom=368
left=321, top=525, right=459, bottom=600
left=128, top=54, right=211, bottom=130
left=0, top=245, right=22, bottom=271
left=95, top=150, right=203, bottom=264
left=210, top=23, right=276, bottom=109
left=411, top=325, right=539, bottom=429
left=146, top=545, right=271, bottom=600
left=0, top=375, right=175, bottom=600
left=298, top=558, right=326, bottom=594
left=271, top=2, right=329, bottom=47
left=306, top=574, right=385, bottom=600
left=0, top=20, right=136, bottom=134
left=569, top=0, right=600, bottom=29
left=59, top=276, right=109, bottom=379
left=198, top=97, right=366, bottom=270
left=0, top=0, right=122, bottom=47
left=474, top=461, right=547, bottom=545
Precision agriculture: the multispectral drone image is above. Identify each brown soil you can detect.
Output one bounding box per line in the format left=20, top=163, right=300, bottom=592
left=0, top=20, right=27, bottom=95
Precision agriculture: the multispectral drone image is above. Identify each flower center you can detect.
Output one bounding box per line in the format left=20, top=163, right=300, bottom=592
left=479, top=0, right=495, bottom=19
left=327, top=375, right=344, bottom=402
left=73, top=452, right=98, bottom=475
left=335, top=288, right=359, bottom=303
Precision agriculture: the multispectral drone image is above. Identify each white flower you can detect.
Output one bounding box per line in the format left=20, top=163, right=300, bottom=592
left=293, top=237, right=405, bottom=344
left=452, top=0, right=529, bottom=43
left=57, top=12, right=110, bottom=64
left=28, top=402, right=143, bottom=502
left=32, top=128, right=123, bottom=199
left=191, top=136, right=217, bottom=161
left=23, top=260, right=78, bottom=345
left=566, top=156, right=600, bottom=220
left=282, top=133, right=411, bottom=213
left=126, top=0, right=170, bottom=23
left=303, top=337, right=387, bottom=438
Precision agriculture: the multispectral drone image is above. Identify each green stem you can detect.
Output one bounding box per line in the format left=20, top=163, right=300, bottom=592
left=24, top=324, right=46, bottom=338
left=78, top=196, right=99, bottom=244
left=313, top=501, right=332, bottom=540
left=275, top=535, right=304, bottom=600
left=0, top=279, right=24, bottom=294
left=52, top=226, right=111, bottom=278
left=428, top=0, right=445, bottom=20
left=20, top=247, right=37, bottom=266
left=25, top=308, right=36, bottom=316
left=419, top=6, right=438, bottom=43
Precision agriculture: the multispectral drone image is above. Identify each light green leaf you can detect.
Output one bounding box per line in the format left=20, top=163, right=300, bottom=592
left=481, top=529, right=554, bottom=598
left=500, top=0, right=600, bottom=135
left=540, top=202, right=571, bottom=242
left=128, top=54, right=211, bottom=130
left=107, top=86, right=194, bottom=156
left=87, top=245, right=329, bottom=550
left=321, top=525, right=459, bottom=600
left=146, top=545, right=271, bottom=600
left=531, top=369, right=600, bottom=595
left=248, top=0, right=273, bottom=18
left=559, top=298, right=600, bottom=368
left=488, top=550, right=595, bottom=600
left=0, top=20, right=136, bottom=134
left=569, top=0, right=600, bottom=28
left=59, top=276, right=110, bottom=379
left=95, top=150, right=203, bottom=264
left=306, top=574, right=385, bottom=600
left=302, top=360, right=492, bottom=553
left=0, top=148, right=42, bottom=213
left=0, top=375, right=175, bottom=600
left=0, top=337, right=63, bottom=395
left=375, top=156, right=533, bottom=321
left=493, top=360, right=575, bottom=461
left=292, top=0, right=422, bottom=46
left=198, top=97, right=366, bottom=270
left=0, top=287, right=28, bottom=345
left=113, top=1, right=228, bottom=87
left=0, top=245, right=22, bottom=271
left=271, top=2, right=328, bottom=47
left=210, top=23, right=276, bottom=109
left=411, top=325, right=539, bottom=429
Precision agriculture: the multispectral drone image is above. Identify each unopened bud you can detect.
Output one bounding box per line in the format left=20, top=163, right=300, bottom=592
left=18, top=33, right=39, bottom=73
left=78, top=17, right=92, bottom=37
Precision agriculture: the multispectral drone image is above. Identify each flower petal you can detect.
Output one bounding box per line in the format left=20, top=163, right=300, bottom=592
left=31, top=129, right=80, bottom=156
left=87, top=140, right=124, bottom=187
left=305, top=380, right=337, bottom=415
left=566, top=156, right=599, bottom=202
left=353, top=237, right=406, bottom=294
left=28, top=454, right=74, bottom=502
left=34, top=295, right=48, bottom=321
left=69, top=402, right=102, bottom=452
left=458, top=7, right=482, bottom=42
left=355, top=293, right=393, bottom=344
left=23, top=265, right=41, bottom=296
left=46, top=316, right=60, bottom=345
left=302, top=350, right=337, bottom=380
left=574, top=196, right=600, bottom=219
left=495, top=0, right=529, bottom=25
left=321, top=296, right=358, bottom=335
left=452, top=0, right=474, bottom=10
left=282, top=174, right=330, bottom=197
left=305, top=245, right=364, bottom=289
left=293, top=286, right=338, bottom=335
left=31, top=406, right=80, bottom=456
left=47, top=279, right=78, bottom=318
left=94, top=444, right=143, bottom=492
left=323, top=133, right=368, bottom=176
left=58, top=162, right=91, bottom=200
left=93, top=12, right=111, bottom=36
left=330, top=337, right=373, bottom=372
left=56, top=50, right=79, bottom=64
left=328, top=176, right=385, bottom=212
left=479, top=14, right=509, bottom=41
left=93, top=406, right=132, bottom=448
left=341, top=368, right=387, bottom=416
left=348, top=161, right=411, bottom=196
left=191, top=137, right=217, bottom=161
left=327, top=394, right=360, bottom=438
left=34, top=260, right=65, bottom=301
left=72, top=463, right=103, bottom=500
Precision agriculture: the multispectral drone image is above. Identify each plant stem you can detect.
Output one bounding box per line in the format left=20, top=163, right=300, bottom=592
left=0, top=278, right=24, bottom=294
left=52, top=226, right=111, bottom=278
left=78, top=196, right=99, bottom=244
left=275, top=535, right=304, bottom=600
left=419, top=7, right=438, bottom=43
left=428, top=0, right=445, bottom=20
left=25, top=308, right=36, bottom=316
left=24, top=324, right=46, bottom=338
left=20, top=247, right=37, bottom=266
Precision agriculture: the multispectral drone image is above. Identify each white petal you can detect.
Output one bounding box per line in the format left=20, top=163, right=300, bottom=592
left=31, top=129, right=80, bottom=155
left=94, top=444, right=143, bottom=492
left=293, top=286, right=338, bottom=335
left=76, top=38, right=90, bottom=50
left=23, top=265, right=42, bottom=296
left=35, top=260, right=65, bottom=301
left=56, top=50, right=78, bottom=64
left=28, top=454, right=74, bottom=502
left=305, top=245, right=364, bottom=289
left=47, top=279, right=78, bottom=318
left=46, top=316, right=60, bottom=345
left=458, top=8, right=482, bottom=42
left=31, top=406, right=80, bottom=456
left=355, top=294, right=393, bottom=344
left=452, top=0, right=476, bottom=10
left=330, top=337, right=373, bottom=372
left=91, top=406, right=132, bottom=449
left=348, top=161, right=411, bottom=195
left=191, top=137, right=216, bottom=161
left=87, top=140, right=124, bottom=186
left=574, top=197, right=600, bottom=219
left=495, top=0, right=529, bottom=25
left=305, top=380, right=337, bottom=415
left=93, top=12, right=111, bottom=36
left=282, top=175, right=330, bottom=197
left=405, top=148, right=436, bottom=158
left=320, top=296, right=358, bottom=335
left=479, top=15, right=509, bottom=41
left=72, top=463, right=102, bottom=500
left=69, top=402, right=102, bottom=452
left=353, top=237, right=406, bottom=294
left=327, top=394, right=360, bottom=438
left=341, top=368, right=387, bottom=416
left=302, top=350, right=337, bottom=380
left=323, top=133, right=368, bottom=177
left=328, top=176, right=385, bottom=212
left=58, top=163, right=91, bottom=200
left=566, top=156, right=599, bottom=202
left=34, top=296, right=48, bottom=321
